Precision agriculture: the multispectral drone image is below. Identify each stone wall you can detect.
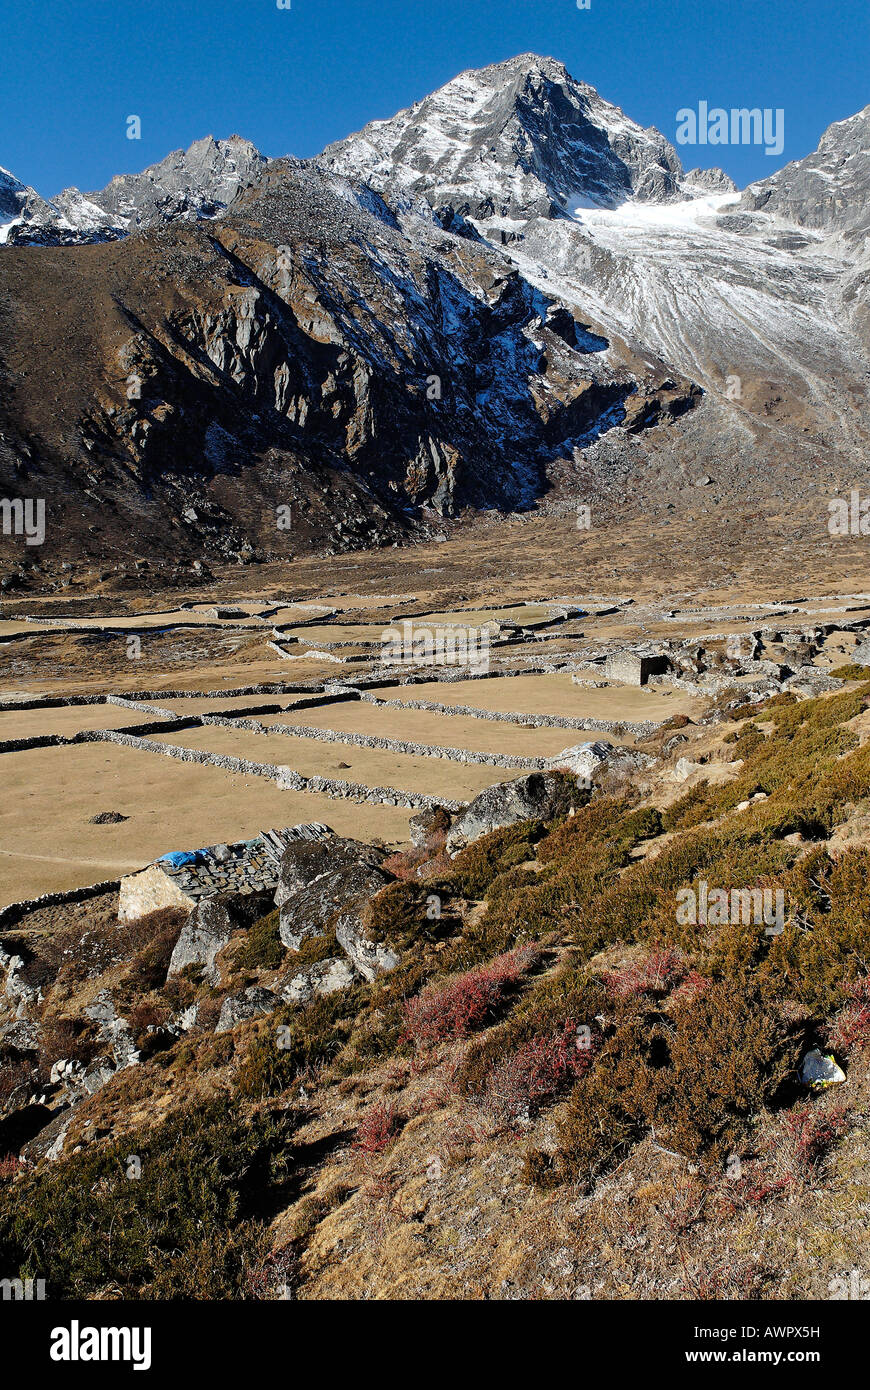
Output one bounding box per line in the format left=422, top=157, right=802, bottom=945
left=357, top=692, right=662, bottom=737
left=200, top=714, right=550, bottom=770
left=0, top=879, right=121, bottom=929
left=81, top=729, right=466, bottom=811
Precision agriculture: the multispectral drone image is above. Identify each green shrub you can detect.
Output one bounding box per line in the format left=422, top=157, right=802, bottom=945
left=829, top=664, right=870, bottom=681
left=234, top=990, right=360, bottom=1098
left=234, top=911, right=285, bottom=971
left=616, top=806, right=664, bottom=844
left=0, top=1098, right=293, bottom=1298
left=447, top=823, right=541, bottom=898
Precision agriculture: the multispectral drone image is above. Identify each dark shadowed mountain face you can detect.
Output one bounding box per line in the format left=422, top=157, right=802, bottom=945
left=0, top=158, right=694, bottom=572
left=0, top=54, right=868, bottom=579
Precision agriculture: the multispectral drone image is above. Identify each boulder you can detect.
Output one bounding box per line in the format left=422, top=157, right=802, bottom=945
left=83, top=988, right=138, bottom=1069
left=80, top=1058, right=118, bottom=1095
left=277, top=838, right=391, bottom=951
left=548, top=740, right=612, bottom=783
left=275, top=835, right=384, bottom=908
left=280, top=957, right=356, bottom=1005
left=167, top=898, right=234, bottom=985
left=408, top=805, right=451, bottom=849
left=673, top=756, right=706, bottom=783
left=335, top=902, right=400, bottom=983
left=215, top=986, right=280, bottom=1034
left=446, top=772, right=576, bottom=852
left=852, top=638, right=870, bottom=665
left=21, top=1104, right=78, bottom=1164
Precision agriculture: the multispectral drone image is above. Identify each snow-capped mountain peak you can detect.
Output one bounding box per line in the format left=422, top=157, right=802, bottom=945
left=320, top=53, right=685, bottom=224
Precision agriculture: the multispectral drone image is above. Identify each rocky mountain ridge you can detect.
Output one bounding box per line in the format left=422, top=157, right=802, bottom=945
left=0, top=153, right=696, bottom=575
left=0, top=136, right=265, bottom=247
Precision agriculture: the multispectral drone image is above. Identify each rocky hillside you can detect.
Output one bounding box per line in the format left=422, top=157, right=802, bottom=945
left=0, top=155, right=695, bottom=578
left=3, top=678, right=870, bottom=1298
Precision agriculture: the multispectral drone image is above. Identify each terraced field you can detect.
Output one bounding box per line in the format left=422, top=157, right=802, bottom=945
left=3, top=546, right=868, bottom=909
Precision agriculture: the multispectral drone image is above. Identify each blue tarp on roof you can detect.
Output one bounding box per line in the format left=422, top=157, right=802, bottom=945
left=158, top=850, right=202, bottom=869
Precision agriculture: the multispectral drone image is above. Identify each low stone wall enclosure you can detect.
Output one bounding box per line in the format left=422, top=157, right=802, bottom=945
left=3, top=588, right=866, bottom=924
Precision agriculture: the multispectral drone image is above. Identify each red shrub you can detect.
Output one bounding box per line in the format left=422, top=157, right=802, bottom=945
left=827, top=976, right=870, bottom=1054
left=670, top=969, right=713, bottom=1006
left=355, top=1102, right=399, bottom=1154
left=401, top=947, right=536, bottom=1047
left=481, top=1022, right=597, bottom=1128
left=740, top=1175, right=795, bottom=1205
left=0, top=1153, right=21, bottom=1180
left=602, top=948, right=687, bottom=999
left=381, top=848, right=429, bottom=881
left=782, top=1102, right=849, bottom=1175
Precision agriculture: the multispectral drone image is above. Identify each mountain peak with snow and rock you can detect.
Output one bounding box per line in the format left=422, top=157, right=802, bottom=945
left=321, top=53, right=687, bottom=225
left=739, top=103, right=870, bottom=241
left=1, top=134, right=267, bottom=246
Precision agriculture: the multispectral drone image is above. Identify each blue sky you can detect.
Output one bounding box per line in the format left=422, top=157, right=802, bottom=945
left=2, top=0, right=867, bottom=197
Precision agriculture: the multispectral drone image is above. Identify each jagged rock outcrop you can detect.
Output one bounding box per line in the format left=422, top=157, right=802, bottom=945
left=682, top=167, right=738, bottom=194
left=0, top=167, right=65, bottom=245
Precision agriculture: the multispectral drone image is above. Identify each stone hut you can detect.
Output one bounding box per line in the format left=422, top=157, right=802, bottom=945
left=604, top=651, right=669, bottom=686
left=118, top=823, right=331, bottom=921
